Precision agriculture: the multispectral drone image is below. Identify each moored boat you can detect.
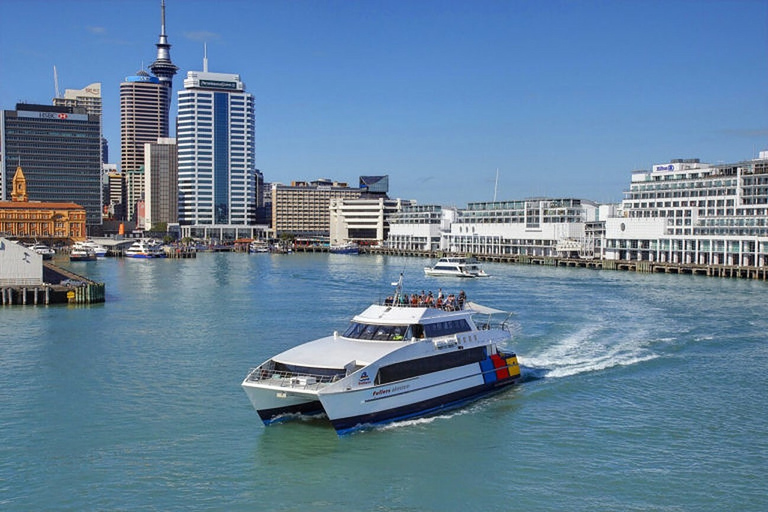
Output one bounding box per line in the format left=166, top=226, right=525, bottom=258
left=29, top=243, right=55, bottom=260
left=241, top=274, right=520, bottom=435
left=125, top=238, right=166, bottom=258
left=329, top=242, right=359, bottom=254
left=424, top=257, right=489, bottom=278
left=249, top=241, right=270, bottom=253
left=69, top=246, right=96, bottom=262
left=74, top=240, right=107, bottom=258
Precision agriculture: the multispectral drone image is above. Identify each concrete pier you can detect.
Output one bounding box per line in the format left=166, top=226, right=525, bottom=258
left=363, top=247, right=768, bottom=281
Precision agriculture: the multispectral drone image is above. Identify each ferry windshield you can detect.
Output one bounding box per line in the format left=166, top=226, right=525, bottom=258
left=342, top=322, right=411, bottom=341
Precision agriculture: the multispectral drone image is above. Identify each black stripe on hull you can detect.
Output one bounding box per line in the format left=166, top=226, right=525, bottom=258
left=257, top=400, right=325, bottom=425
left=330, top=377, right=520, bottom=435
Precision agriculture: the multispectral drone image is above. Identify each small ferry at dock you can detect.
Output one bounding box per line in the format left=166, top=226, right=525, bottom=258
left=329, top=242, right=359, bottom=254
left=125, top=239, right=166, bottom=258
left=241, top=274, right=520, bottom=435
left=69, top=246, right=96, bottom=262
left=74, top=240, right=107, bottom=258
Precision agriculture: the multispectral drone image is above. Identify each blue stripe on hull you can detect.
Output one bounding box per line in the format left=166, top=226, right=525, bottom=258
left=330, top=377, right=520, bottom=435
left=257, top=400, right=325, bottom=425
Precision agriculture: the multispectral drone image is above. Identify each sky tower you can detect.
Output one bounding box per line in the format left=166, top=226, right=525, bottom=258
left=149, top=0, right=178, bottom=113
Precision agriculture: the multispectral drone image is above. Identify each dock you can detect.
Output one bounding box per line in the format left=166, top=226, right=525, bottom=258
left=361, top=247, right=768, bottom=281
left=1, top=262, right=105, bottom=306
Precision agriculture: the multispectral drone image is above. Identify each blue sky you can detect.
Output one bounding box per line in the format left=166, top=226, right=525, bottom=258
left=1, top=0, right=766, bottom=206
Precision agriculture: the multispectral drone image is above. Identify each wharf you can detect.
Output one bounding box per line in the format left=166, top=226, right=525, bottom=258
left=1, top=262, right=105, bottom=306
left=363, top=247, right=768, bottom=281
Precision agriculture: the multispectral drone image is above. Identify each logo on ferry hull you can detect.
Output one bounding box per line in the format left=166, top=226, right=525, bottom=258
left=358, top=371, right=371, bottom=385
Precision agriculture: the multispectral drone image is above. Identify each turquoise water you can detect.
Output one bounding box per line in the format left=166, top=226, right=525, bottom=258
left=1, top=253, right=767, bottom=511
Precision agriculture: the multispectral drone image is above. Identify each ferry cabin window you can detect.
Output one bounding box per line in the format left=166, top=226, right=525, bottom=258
left=423, top=319, right=471, bottom=338
left=375, top=346, right=487, bottom=384
left=342, top=322, right=411, bottom=341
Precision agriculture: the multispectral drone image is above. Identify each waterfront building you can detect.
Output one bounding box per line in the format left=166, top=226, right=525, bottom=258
left=0, top=165, right=86, bottom=241
left=386, top=205, right=456, bottom=252
left=0, top=237, right=43, bottom=286
left=444, top=198, right=600, bottom=257
left=0, top=104, right=101, bottom=226
left=271, top=180, right=362, bottom=239
left=177, top=59, right=261, bottom=241
left=329, top=196, right=414, bottom=246
left=604, top=153, right=768, bottom=267
left=144, top=138, right=178, bottom=230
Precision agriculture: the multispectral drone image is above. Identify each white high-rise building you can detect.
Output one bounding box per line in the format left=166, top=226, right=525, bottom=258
left=53, top=82, right=103, bottom=117
left=177, top=62, right=256, bottom=232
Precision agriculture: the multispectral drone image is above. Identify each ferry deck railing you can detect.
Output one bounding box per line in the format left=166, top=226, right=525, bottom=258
left=245, top=367, right=343, bottom=390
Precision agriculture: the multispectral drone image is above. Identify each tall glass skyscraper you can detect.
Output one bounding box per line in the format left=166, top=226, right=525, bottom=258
left=177, top=65, right=256, bottom=228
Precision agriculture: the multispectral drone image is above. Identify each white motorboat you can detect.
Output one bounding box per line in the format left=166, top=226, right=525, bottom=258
left=241, top=274, right=520, bottom=435
left=74, top=240, right=107, bottom=258
left=29, top=243, right=55, bottom=260
left=69, top=246, right=96, bottom=262
left=424, top=257, right=489, bottom=278
left=249, top=241, right=270, bottom=253
left=125, top=238, right=166, bottom=258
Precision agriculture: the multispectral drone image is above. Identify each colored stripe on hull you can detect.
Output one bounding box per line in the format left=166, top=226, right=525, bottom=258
left=329, top=377, right=519, bottom=435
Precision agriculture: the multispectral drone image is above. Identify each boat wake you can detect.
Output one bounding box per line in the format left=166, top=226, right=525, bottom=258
left=519, top=324, right=659, bottom=379
left=374, top=408, right=473, bottom=433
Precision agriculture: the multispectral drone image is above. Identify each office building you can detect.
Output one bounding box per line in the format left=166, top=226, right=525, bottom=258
left=359, top=175, right=389, bottom=195
left=177, top=61, right=258, bottom=237
left=120, top=71, right=167, bottom=222
left=53, top=82, right=102, bottom=116
left=120, top=1, right=177, bottom=223
left=144, top=138, right=178, bottom=230
left=271, top=179, right=362, bottom=239
left=1, top=104, right=102, bottom=225
left=329, top=196, right=414, bottom=246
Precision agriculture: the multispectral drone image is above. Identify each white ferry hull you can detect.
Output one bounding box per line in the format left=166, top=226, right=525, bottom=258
left=320, top=359, right=520, bottom=435
left=242, top=381, right=324, bottom=424
left=424, top=268, right=476, bottom=278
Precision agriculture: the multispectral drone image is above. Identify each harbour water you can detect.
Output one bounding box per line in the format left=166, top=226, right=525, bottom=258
left=1, top=253, right=767, bottom=511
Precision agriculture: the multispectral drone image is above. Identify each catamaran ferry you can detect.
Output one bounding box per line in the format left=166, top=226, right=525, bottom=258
left=241, top=275, right=521, bottom=435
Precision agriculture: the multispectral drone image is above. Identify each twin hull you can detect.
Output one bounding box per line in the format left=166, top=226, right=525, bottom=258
left=242, top=353, right=520, bottom=435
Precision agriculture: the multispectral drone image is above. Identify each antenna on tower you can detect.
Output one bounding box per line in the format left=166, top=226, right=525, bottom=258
left=203, top=43, right=208, bottom=72
left=53, top=65, right=61, bottom=98
left=493, top=168, right=499, bottom=202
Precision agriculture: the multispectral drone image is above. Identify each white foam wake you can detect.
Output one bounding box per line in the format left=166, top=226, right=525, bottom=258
left=520, top=324, right=659, bottom=379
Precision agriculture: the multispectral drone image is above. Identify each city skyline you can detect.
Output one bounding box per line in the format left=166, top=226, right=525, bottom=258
left=1, top=0, right=766, bottom=206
